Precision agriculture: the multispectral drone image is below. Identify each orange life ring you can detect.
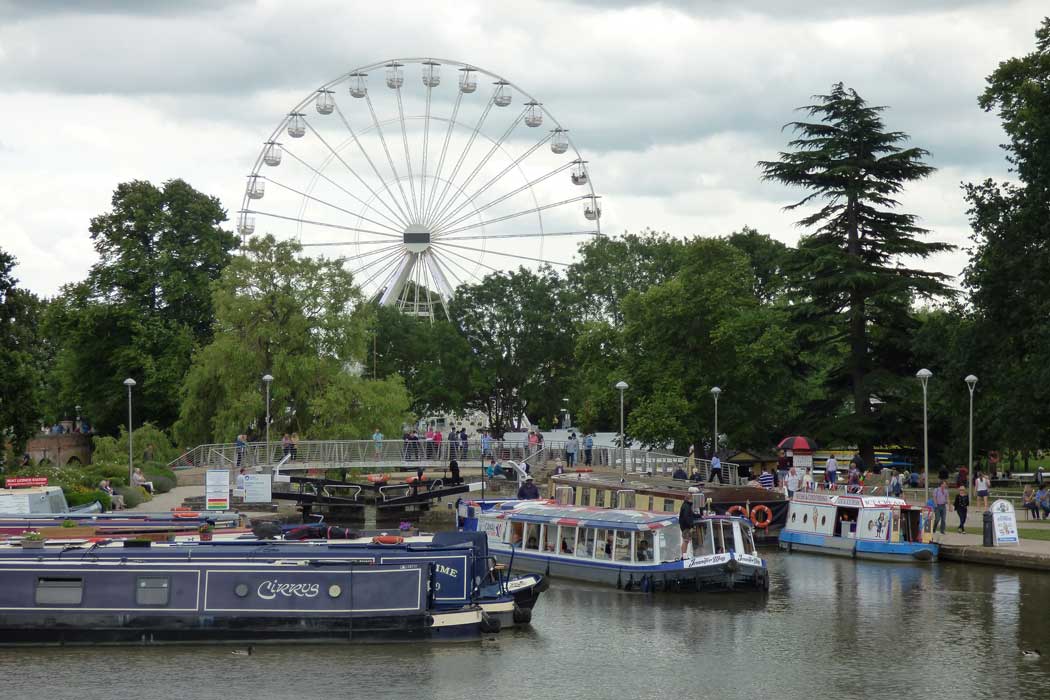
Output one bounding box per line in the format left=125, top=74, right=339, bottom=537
left=726, top=505, right=748, bottom=518
left=406, top=475, right=427, bottom=484
left=172, top=511, right=200, bottom=519
left=366, top=474, right=389, bottom=483
left=750, top=505, right=773, bottom=529
left=372, top=535, right=404, bottom=545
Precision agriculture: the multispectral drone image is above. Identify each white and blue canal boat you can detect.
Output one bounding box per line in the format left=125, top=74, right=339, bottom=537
left=460, top=500, right=769, bottom=592
left=779, top=492, right=938, bottom=562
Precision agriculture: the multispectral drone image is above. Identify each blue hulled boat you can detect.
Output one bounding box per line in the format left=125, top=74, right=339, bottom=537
left=778, top=492, right=938, bottom=562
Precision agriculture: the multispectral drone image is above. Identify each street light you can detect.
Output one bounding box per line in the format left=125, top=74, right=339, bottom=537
left=123, top=378, right=136, bottom=485
left=710, top=386, right=721, bottom=460
left=75, top=404, right=81, bottom=428
left=263, top=374, right=274, bottom=466
left=916, top=369, right=932, bottom=503
left=615, top=381, right=628, bottom=480
left=965, top=374, right=978, bottom=500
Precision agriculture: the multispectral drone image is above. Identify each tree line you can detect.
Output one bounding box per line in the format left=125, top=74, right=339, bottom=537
left=2, top=17, right=1048, bottom=472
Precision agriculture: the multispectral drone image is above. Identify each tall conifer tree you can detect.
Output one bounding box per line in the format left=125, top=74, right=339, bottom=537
left=760, top=83, right=953, bottom=463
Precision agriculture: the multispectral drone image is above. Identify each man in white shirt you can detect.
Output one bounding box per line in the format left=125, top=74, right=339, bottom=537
left=785, top=466, right=801, bottom=497
left=824, top=455, right=839, bottom=489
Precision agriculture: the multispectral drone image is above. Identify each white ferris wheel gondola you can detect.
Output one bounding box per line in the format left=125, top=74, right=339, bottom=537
left=238, top=57, right=602, bottom=321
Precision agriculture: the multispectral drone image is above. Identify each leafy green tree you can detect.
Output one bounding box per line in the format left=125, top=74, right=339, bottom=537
left=567, top=230, right=686, bottom=323
left=174, top=235, right=407, bottom=446
left=46, top=180, right=237, bottom=434
left=450, top=267, right=576, bottom=435
left=961, top=17, right=1050, bottom=464
left=726, top=227, right=791, bottom=303
left=759, top=83, right=954, bottom=463
left=0, top=249, right=44, bottom=451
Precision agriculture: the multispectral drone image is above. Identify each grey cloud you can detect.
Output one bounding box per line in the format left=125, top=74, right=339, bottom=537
left=564, top=0, right=1015, bottom=19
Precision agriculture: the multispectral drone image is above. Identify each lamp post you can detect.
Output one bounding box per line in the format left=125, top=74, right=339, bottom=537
left=615, top=381, right=628, bottom=480
left=965, top=374, right=978, bottom=499
left=916, top=369, right=932, bottom=503
left=262, top=374, right=274, bottom=466
left=123, top=378, right=136, bottom=485
left=710, top=386, right=721, bottom=460
left=75, top=404, right=81, bottom=428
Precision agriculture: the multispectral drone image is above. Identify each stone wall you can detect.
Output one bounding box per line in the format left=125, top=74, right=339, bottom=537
left=26, top=433, right=93, bottom=466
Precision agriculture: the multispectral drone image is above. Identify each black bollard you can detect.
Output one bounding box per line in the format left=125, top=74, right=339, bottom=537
left=982, top=511, right=994, bottom=547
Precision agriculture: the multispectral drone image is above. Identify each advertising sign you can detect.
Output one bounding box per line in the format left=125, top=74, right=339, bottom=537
left=205, top=469, right=230, bottom=511
left=4, top=477, right=48, bottom=488
left=792, top=454, right=813, bottom=468
left=243, top=473, right=273, bottom=503
left=991, top=499, right=1019, bottom=545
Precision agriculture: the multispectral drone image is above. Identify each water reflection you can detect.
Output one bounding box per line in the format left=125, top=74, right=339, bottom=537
left=0, top=552, right=1047, bottom=700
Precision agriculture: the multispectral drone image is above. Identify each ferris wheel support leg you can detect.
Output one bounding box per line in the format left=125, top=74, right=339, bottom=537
left=379, top=254, right=417, bottom=307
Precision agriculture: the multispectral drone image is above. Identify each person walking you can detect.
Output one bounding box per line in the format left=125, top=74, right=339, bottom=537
left=372, top=427, right=384, bottom=461
left=933, top=480, right=949, bottom=535
left=952, top=485, right=970, bottom=533
left=289, top=432, right=299, bottom=461
left=708, top=453, right=723, bottom=484
left=565, top=433, right=579, bottom=469
left=824, top=454, right=838, bottom=490
left=235, top=433, right=247, bottom=467
left=583, top=433, right=594, bottom=467
left=975, top=472, right=991, bottom=511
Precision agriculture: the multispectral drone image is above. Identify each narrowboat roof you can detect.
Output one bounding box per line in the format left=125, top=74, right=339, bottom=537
left=547, top=473, right=785, bottom=503
left=486, top=502, right=678, bottom=530
left=791, top=492, right=913, bottom=509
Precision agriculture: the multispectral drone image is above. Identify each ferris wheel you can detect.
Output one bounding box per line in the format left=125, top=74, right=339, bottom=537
left=237, top=57, right=602, bottom=321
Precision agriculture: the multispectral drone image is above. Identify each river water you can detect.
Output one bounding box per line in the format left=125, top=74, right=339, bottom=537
left=2, top=551, right=1048, bottom=700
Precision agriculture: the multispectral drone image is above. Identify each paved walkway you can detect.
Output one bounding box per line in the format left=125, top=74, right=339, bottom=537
left=127, top=485, right=199, bottom=512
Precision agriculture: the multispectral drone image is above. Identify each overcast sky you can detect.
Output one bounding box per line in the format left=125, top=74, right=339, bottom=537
left=0, top=0, right=1045, bottom=298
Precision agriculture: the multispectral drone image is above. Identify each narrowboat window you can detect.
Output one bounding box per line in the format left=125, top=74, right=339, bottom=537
left=576, top=528, right=596, bottom=558
left=543, top=523, right=558, bottom=552
left=136, top=576, right=171, bottom=606
left=595, top=490, right=606, bottom=508
left=559, top=526, right=577, bottom=554
left=510, top=522, right=525, bottom=547
left=614, top=531, right=632, bottom=562
left=657, top=527, right=681, bottom=562
left=802, top=513, right=808, bottom=524
left=36, top=577, right=83, bottom=606
left=741, top=526, right=756, bottom=555
left=790, top=512, right=797, bottom=523
left=713, top=521, right=727, bottom=554
left=595, top=528, right=613, bottom=560
left=694, top=521, right=714, bottom=556
left=635, top=532, right=654, bottom=561
left=663, top=499, right=674, bottom=512
left=524, top=523, right=541, bottom=550
left=580, top=489, right=590, bottom=506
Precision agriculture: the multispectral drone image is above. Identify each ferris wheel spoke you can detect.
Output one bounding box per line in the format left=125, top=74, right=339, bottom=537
left=351, top=246, right=405, bottom=276
left=435, top=195, right=591, bottom=237
left=426, top=106, right=527, bottom=229
left=364, top=93, right=417, bottom=227
left=394, top=86, right=420, bottom=223
left=438, top=229, right=601, bottom=242
left=432, top=149, right=566, bottom=233
left=432, top=247, right=487, bottom=286
left=332, top=102, right=413, bottom=227
left=420, top=80, right=435, bottom=220
left=300, top=239, right=399, bottom=247
left=433, top=243, right=503, bottom=275
left=282, top=147, right=406, bottom=232
left=329, top=243, right=403, bottom=263
left=429, top=249, right=466, bottom=290
left=244, top=209, right=402, bottom=239
left=425, top=88, right=465, bottom=226
left=426, top=90, right=496, bottom=227
left=261, top=176, right=404, bottom=236
left=364, top=252, right=410, bottom=299
left=432, top=241, right=569, bottom=267
left=424, top=251, right=456, bottom=303
left=302, top=118, right=410, bottom=229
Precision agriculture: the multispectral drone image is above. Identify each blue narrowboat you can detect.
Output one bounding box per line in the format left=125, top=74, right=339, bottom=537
left=0, top=533, right=541, bottom=644
left=460, top=500, right=769, bottom=592
left=779, top=492, right=938, bottom=562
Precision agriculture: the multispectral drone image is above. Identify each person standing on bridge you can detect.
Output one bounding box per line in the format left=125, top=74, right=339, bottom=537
left=583, top=433, right=594, bottom=466
left=459, top=428, right=468, bottom=462
left=708, top=453, right=723, bottom=484
left=372, top=427, right=383, bottom=461
left=565, top=433, right=579, bottom=469
left=480, top=430, right=492, bottom=467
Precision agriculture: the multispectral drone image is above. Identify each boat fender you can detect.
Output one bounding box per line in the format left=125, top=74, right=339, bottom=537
left=750, top=505, right=773, bottom=529
left=480, top=611, right=502, bottom=634
left=372, top=535, right=405, bottom=545
left=512, top=605, right=532, bottom=625
left=726, top=505, right=748, bottom=518
left=640, top=575, right=651, bottom=594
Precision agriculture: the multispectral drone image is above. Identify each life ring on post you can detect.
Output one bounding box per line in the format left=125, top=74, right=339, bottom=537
left=372, top=535, right=404, bottom=545
left=366, top=474, right=389, bottom=484
left=750, top=505, right=773, bottom=529
left=726, top=505, right=748, bottom=518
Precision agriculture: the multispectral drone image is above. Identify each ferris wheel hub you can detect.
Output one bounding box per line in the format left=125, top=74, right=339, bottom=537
left=403, top=223, right=432, bottom=253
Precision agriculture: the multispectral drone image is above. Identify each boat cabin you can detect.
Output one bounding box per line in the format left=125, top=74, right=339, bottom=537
left=477, top=502, right=758, bottom=563
left=786, top=492, right=927, bottom=543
